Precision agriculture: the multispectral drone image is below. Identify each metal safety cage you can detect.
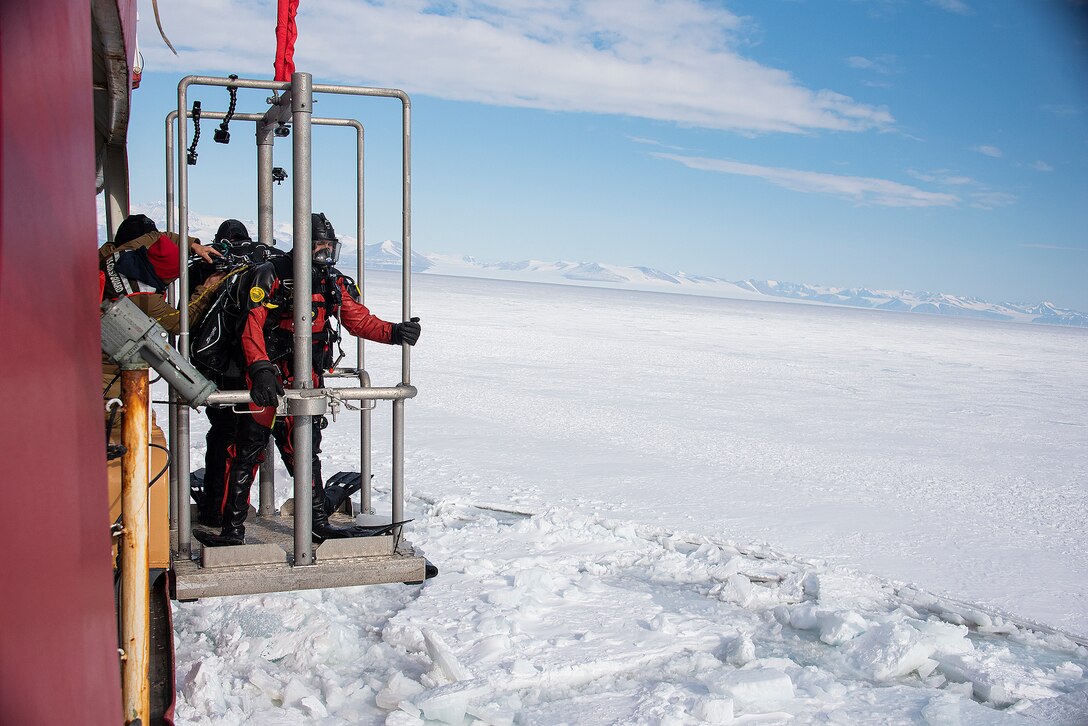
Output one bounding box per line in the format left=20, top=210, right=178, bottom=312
left=165, top=110, right=375, bottom=541
left=167, top=73, right=415, bottom=569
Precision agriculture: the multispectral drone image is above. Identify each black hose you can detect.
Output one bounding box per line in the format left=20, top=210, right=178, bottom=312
left=103, top=372, right=121, bottom=397
left=148, top=443, right=171, bottom=487
left=187, top=101, right=202, bottom=165
left=215, top=75, right=239, bottom=143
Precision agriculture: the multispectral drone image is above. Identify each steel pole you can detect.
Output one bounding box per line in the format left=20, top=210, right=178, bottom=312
left=164, top=111, right=179, bottom=534
left=353, top=122, right=373, bottom=515
left=119, top=367, right=150, bottom=726
left=204, top=384, right=416, bottom=406
left=176, top=81, right=193, bottom=557
left=256, top=119, right=277, bottom=518
left=392, top=399, right=404, bottom=523
left=164, top=112, right=177, bottom=235
left=291, top=72, right=315, bottom=564
left=401, top=97, right=412, bottom=385
left=392, top=95, right=412, bottom=524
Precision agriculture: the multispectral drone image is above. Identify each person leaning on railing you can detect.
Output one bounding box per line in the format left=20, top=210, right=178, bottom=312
left=99, top=213, right=226, bottom=403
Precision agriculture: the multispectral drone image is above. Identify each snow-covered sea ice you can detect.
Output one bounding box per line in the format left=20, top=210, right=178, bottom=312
left=171, top=273, right=1088, bottom=724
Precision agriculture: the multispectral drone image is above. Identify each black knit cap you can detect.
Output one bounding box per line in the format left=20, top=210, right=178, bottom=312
left=115, top=214, right=157, bottom=245
left=216, top=219, right=251, bottom=243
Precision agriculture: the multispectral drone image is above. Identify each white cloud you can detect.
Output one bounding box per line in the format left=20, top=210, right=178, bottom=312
left=653, top=153, right=959, bottom=207
left=626, top=136, right=688, bottom=152
left=846, top=54, right=897, bottom=75
left=1042, top=104, right=1081, bottom=117
left=907, top=169, right=974, bottom=185
left=1030, top=160, right=1054, bottom=172
left=927, top=0, right=972, bottom=14
left=907, top=169, right=1016, bottom=210
left=975, top=145, right=1003, bottom=158
left=968, top=190, right=1017, bottom=209
left=1020, top=243, right=1084, bottom=252
left=140, top=0, right=895, bottom=135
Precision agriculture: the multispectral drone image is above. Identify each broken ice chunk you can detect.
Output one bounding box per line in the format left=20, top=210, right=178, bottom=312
left=702, top=667, right=794, bottom=713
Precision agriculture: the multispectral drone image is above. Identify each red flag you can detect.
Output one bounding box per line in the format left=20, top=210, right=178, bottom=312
left=274, top=0, right=300, bottom=81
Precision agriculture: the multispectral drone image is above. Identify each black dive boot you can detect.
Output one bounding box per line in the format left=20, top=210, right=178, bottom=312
left=194, top=470, right=250, bottom=547
left=192, top=469, right=224, bottom=528
left=311, top=496, right=356, bottom=542
left=193, top=523, right=245, bottom=547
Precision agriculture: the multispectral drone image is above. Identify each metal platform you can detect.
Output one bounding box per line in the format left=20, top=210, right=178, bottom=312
left=173, top=508, right=426, bottom=600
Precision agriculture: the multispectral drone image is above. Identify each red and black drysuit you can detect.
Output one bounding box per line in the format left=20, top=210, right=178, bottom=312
left=207, top=251, right=396, bottom=542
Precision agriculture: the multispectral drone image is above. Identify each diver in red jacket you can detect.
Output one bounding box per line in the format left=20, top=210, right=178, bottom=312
left=195, top=213, right=420, bottom=547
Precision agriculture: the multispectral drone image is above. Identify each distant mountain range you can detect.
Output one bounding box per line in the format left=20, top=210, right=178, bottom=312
left=109, top=205, right=1088, bottom=328
left=354, top=240, right=1088, bottom=328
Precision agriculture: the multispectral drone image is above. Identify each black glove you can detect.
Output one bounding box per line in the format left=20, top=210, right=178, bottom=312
left=390, top=316, right=421, bottom=346
left=248, top=360, right=284, bottom=407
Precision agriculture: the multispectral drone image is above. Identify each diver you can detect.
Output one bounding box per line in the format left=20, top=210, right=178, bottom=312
left=195, top=212, right=421, bottom=547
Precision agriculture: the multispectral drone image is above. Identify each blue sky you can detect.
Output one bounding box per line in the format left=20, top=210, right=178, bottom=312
left=129, top=0, right=1088, bottom=309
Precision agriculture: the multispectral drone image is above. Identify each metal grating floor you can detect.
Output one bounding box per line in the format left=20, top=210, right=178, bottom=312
left=172, top=508, right=427, bottom=600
